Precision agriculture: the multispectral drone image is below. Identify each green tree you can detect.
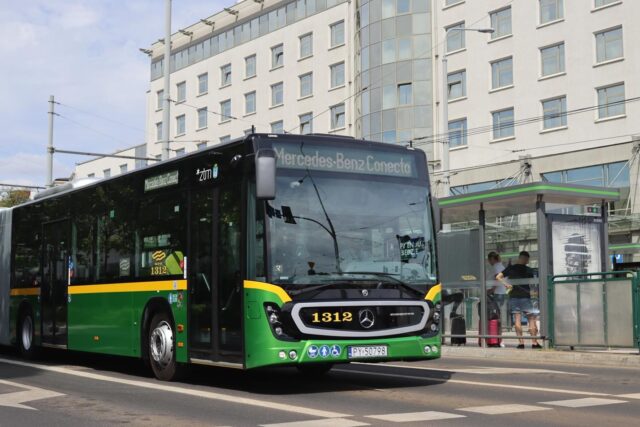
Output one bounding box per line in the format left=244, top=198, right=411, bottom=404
left=0, top=189, right=31, bottom=207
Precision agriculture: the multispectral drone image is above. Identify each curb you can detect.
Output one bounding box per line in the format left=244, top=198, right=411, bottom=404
left=442, top=346, right=640, bottom=368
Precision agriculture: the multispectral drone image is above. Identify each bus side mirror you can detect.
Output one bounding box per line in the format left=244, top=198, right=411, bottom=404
left=255, top=149, right=276, bottom=200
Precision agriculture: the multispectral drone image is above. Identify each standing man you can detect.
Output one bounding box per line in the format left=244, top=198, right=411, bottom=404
left=496, top=251, right=542, bottom=349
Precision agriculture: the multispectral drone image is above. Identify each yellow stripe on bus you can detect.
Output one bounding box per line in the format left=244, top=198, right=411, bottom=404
left=425, top=284, right=442, bottom=301
left=10, top=288, right=41, bottom=296
left=244, top=281, right=292, bottom=303
left=68, top=280, right=187, bottom=295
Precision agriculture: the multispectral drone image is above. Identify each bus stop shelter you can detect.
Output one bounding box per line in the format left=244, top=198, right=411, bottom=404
left=437, top=182, right=620, bottom=347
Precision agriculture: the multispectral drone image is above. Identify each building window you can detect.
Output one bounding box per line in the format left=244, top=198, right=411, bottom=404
left=449, top=118, right=467, bottom=147
left=450, top=180, right=502, bottom=196
left=271, top=44, right=284, bottom=68
left=120, top=164, right=128, bottom=174
left=220, top=135, right=231, bottom=144
left=271, top=121, right=284, bottom=134
left=330, top=62, right=345, bottom=88
left=542, top=96, right=567, bottom=129
left=595, top=0, right=619, bottom=7
left=299, top=112, right=313, bottom=134
left=445, top=22, right=465, bottom=53
left=103, top=169, right=111, bottom=178
left=198, top=73, right=208, bottom=95
left=490, top=7, right=512, bottom=39
left=491, top=57, right=513, bottom=89
left=397, top=83, right=412, bottom=105
left=155, top=122, right=163, bottom=141
left=540, top=43, right=565, bottom=76
left=445, top=0, right=464, bottom=5
left=88, top=173, right=95, bottom=178
left=542, top=162, right=629, bottom=188
left=197, top=107, right=207, bottom=129
left=539, top=0, right=563, bottom=24
left=176, top=81, right=186, bottom=102
left=197, top=142, right=207, bottom=151
left=299, top=73, right=313, bottom=98
left=299, top=33, right=313, bottom=58
left=595, top=26, right=623, bottom=63
left=156, top=90, right=163, bottom=110
left=220, top=99, right=231, bottom=122
left=271, top=82, right=284, bottom=106
left=175, top=148, right=185, bottom=157
left=330, top=21, right=345, bottom=47
left=245, top=54, right=256, bottom=78
left=397, top=0, right=410, bottom=14
left=221, top=64, right=232, bottom=86
left=492, top=108, right=515, bottom=139
left=176, top=114, right=186, bottom=135
left=597, top=83, right=625, bottom=119
left=330, top=103, right=345, bottom=129
left=245, top=91, right=256, bottom=115
left=447, top=70, right=466, bottom=100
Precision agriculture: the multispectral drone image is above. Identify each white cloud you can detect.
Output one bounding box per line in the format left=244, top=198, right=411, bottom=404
left=0, top=0, right=226, bottom=186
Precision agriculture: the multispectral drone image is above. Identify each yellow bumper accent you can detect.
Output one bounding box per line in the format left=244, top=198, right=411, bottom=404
left=425, top=284, right=442, bottom=301
left=244, top=281, right=292, bottom=303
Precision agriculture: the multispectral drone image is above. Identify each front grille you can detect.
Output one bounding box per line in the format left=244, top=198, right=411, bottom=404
left=290, top=300, right=430, bottom=338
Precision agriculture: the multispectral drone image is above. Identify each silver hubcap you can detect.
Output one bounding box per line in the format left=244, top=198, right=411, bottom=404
left=150, top=320, right=173, bottom=367
left=22, top=316, right=32, bottom=351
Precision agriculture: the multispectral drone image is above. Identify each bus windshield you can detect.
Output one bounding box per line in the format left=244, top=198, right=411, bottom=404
left=266, top=172, right=436, bottom=292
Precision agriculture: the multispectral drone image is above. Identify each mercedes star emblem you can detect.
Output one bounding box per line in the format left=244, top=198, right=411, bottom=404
left=358, top=308, right=375, bottom=329
left=361, top=289, right=369, bottom=297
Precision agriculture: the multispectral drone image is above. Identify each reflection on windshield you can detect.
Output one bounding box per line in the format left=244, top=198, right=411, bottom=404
left=267, top=174, right=436, bottom=290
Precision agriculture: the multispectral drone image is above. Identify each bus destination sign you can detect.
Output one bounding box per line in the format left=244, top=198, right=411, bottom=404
left=273, top=143, right=418, bottom=178
left=144, top=170, right=179, bottom=192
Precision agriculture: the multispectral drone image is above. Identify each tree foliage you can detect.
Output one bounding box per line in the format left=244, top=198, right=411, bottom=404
left=0, top=189, right=31, bottom=207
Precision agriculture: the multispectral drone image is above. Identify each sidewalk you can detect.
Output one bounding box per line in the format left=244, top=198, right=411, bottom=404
left=442, top=344, right=640, bottom=368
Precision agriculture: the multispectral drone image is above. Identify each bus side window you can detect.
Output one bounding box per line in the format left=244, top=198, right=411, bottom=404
left=136, top=192, right=186, bottom=279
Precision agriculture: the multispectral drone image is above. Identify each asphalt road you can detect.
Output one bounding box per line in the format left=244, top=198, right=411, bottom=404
left=1, top=347, right=639, bottom=426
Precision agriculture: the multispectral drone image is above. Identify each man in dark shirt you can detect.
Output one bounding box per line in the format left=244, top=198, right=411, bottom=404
left=496, top=251, right=541, bottom=349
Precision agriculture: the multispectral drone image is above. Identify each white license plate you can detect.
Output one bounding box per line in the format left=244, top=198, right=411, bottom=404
left=347, top=345, right=388, bottom=359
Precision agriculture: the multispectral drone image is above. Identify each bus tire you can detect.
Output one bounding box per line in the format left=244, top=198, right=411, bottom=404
left=17, top=308, right=37, bottom=359
left=297, top=363, right=333, bottom=377
left=148, top=312, right=183, bottom=381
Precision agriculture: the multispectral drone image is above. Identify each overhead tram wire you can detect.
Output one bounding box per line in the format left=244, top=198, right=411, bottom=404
left=55, top=113, right=145, bottom=149
left=411, top=97, right=640, bottom=149
left=169, top=98, right=274, bottom=133
left=55, top=102, right=146, bottom=134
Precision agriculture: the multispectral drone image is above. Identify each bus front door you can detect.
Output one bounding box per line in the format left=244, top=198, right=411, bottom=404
left=41, top=220, right=69, bottom=347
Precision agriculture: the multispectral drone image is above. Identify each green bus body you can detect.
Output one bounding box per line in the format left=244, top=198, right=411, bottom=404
left=0, top=134, right=441, bottom=377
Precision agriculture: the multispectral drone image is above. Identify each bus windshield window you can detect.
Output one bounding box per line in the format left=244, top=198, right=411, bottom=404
left=266, top=174, right=436, bottom=290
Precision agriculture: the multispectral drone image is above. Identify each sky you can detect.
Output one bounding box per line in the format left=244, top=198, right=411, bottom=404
left=0, top=0, right=227, bottom=187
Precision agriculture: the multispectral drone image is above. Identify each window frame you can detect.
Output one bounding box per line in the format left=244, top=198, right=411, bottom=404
left=330, top=61, right=345, bottom=89
left=220, top=99, right=232, bottom=123
left=330, top=20, right=345, bottom=48
left=490, top=6, right=512, bottom=40
left=197, top=107, right=208, bottom=129
left=271, top=82, right=284, bottom=107
left=447, top=69, right=466, bottom=100
left=244, top=91, right=257, bottom=115
left=330, top=103, right=346, bottom=130
left=540, top=42, right=565, bottom=77
left=491, top=107, right=515, bottom=140
left=299, top=72, right=313, bottom=98
left=596, top=82, right=626, bottom=120
left=176, top=81, right=186, bottom=103
left=299, top=112, right=313, bottom=134
left=490, top=56, right=514, bottom=90
left=445, top=22, right=465, bottom=53
left=448, top=118, right=468, bottom=148
left=175, top=114, right=186, bottom=136
left=541, top=96, right=568, bottom=130
left=221, top=63, right=232, bottom=87
left=197, top=73, right=208, bottom=95
left=245, top=54, right=257, bottom=79
left=595, top=26, right=623, bottom=64
left=539, top=0, right=564, bottom=25
left=299, top=32, right=313, bottom=59
left=271, top=44, right=284, bottom=69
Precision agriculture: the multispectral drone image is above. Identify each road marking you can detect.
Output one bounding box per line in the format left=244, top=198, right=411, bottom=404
left=0, top=379, right=64, bottom=411
left=0, top=357, right=348, bottom=419
left=617, top=393, right=640, bottom=399
left=366, top=411, right=465, bottom=422
left=334, top=369, right=610, bottom=396
left=458, top=404, right=551, bottom=415
left=260, top=419, right=369, bottom=427
left=541, top=397, right=627, bottom=408
left=356, top=363, right=584, bottom=376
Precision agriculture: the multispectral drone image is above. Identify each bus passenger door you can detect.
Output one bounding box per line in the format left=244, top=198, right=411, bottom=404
left=41, top=220, right=69, bottom=347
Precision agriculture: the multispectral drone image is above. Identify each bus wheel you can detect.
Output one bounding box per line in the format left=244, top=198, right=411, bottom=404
left=148, top=312, right=180, bottom=381
left=18, top=309, right=37, bottom=359
left=297, top=363, right=333, bottom=377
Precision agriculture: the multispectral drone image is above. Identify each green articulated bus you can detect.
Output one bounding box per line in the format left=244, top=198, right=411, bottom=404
left=0, top=134, right=441, bottom=380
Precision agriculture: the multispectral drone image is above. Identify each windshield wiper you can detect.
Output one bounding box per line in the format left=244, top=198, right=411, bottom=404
left=336, top=271, right=424, bottom=296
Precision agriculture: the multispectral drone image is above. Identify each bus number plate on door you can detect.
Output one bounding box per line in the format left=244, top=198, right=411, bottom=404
left=347, top=345, right=388, bottom=359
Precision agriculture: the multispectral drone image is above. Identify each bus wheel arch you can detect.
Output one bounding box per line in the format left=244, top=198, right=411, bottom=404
left=17, top=301, right=37, bottom=359
left=141, top=298, right=184, bottom=381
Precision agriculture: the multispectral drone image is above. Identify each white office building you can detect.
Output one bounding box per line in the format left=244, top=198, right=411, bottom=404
left=433, top=0, right=640, bottom=259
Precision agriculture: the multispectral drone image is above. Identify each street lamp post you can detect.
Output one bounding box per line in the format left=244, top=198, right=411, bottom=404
left=441, top=27, right=493, bottom=197
left=161, top=0, right=172, bottom=161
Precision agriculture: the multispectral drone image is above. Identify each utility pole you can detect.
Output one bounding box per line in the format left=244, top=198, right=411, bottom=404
left=47, top=95, right=55, bottom=187
left=161, top=0, right=172, bottom=161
